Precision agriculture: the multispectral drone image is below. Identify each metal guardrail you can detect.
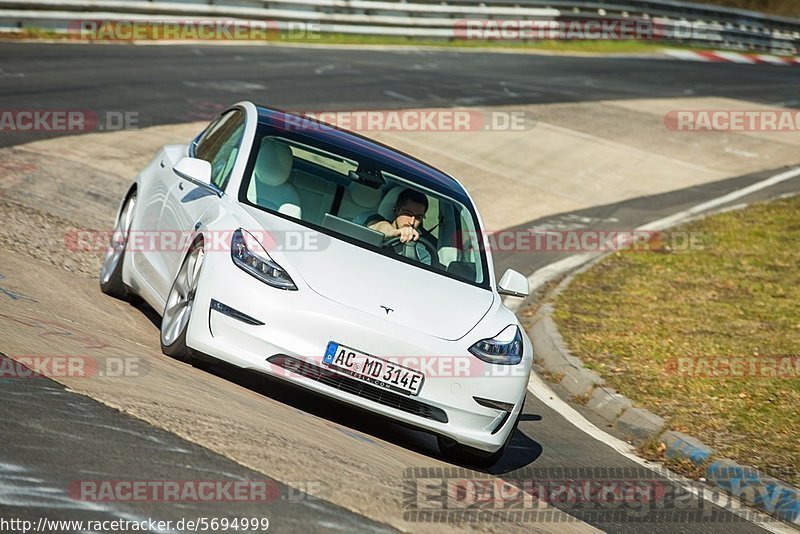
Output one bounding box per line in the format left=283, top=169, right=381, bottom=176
left=0, top=0, right=797, bottom=54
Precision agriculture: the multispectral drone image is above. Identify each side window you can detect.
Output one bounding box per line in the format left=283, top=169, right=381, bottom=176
left=195, top=109, right=246, bottom=190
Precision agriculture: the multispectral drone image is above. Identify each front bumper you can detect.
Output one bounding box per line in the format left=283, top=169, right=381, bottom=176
left=186, top=253, right=532, bottom=452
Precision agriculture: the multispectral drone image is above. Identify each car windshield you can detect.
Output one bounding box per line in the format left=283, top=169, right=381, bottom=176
left=241, top=134, right=487, bottom=288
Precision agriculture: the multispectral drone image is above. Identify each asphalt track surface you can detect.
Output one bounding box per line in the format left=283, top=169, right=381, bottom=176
left=0, top=353, right=396, bottom=533
left=1, top=42, right=799, bottom=533
left=0, top=42, right=798, bottom=148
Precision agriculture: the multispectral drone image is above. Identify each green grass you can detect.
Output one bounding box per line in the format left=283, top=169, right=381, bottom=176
left=553, top=195, right=800, bottom=486
left=0, top=28, right=64, bottom=40
left=303, top=35, right=663, bottom=53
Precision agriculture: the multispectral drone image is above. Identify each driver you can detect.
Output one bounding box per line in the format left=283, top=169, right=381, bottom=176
left=366, top=189, right=428, bottom=243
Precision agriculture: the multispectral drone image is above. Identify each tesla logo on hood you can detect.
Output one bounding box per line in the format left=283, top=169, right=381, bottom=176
left=380, top=305, right=394, bottom=315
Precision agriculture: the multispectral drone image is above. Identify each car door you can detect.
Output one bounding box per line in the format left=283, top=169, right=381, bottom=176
left=155, top=109, right=246, bottom=297
left=133, top=141, right=195, bottom=291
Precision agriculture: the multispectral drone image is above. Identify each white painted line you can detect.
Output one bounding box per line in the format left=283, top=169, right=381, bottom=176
left=664, top=50, right=710, bottom=62
left=505, top=252, right=596, bottom=313
left=525, top=372, right=797, bottom=534
left=639, top=166, right=800, bottom=232
left=756, top=54, right=792, bottom=66
left=711, top=202, right=749, bottom=215
left=383, top=90, right=416, bottom=102
left=512, top=166, right=800, bottom=310
left=526, top=252, right=595, bottom=294
left=511, top=162, right=800, bottom=305
left=314, top=64, right=336, bottom=75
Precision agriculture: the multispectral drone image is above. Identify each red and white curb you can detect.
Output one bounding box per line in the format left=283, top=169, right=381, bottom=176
left=665, top=49, right=800, bottom=66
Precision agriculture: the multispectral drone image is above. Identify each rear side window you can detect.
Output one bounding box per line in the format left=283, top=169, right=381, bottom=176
left=195, top=109, right=246, bottom=190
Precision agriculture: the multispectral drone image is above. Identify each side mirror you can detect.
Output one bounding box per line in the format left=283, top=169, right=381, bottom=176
left=173, top=157, right=213, bottom=187
left=498, top=269, right=529, bottom=298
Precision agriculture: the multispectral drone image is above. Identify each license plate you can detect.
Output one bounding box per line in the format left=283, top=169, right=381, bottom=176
left=323, top=342, right=424, bottom=396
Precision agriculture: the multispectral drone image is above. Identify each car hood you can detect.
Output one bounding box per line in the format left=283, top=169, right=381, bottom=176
left=242, top=207, right=494, bottom=341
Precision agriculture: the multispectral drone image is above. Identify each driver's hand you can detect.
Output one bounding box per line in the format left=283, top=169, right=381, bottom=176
left=396, top=225, right=419, bottom=243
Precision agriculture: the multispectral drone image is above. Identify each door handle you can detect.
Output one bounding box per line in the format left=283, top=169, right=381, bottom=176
left=160, top=160, right=165, bottom=168
left=178, top=182, right=184, bottom=191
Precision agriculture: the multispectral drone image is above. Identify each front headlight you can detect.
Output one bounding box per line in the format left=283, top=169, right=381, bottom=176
left=469, top=325, right=523, bottom=365
left=231, top=228, right=297, bottom=290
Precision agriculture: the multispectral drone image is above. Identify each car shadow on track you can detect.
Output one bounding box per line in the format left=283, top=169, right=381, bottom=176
left=193, top=354, right=543, bottom=473
left=489, top=414, right=544, bottom=475
left=133, top=299, right=162, bottom=328
left=131, top=300, right=545, bottom=472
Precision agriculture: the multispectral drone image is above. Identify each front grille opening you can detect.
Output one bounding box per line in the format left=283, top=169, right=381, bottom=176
left=267, top=355, right=448, bottom=423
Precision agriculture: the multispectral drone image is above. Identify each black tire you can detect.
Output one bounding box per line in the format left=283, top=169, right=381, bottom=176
left=160, top=314, right=192, bottom=362
left=100, top=191, right=136, bottom=301
left=438, top=406, right=522, bottom=468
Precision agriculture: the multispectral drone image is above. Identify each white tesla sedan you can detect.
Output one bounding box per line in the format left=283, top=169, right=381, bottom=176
left=100, top=101, right=533, bottom=466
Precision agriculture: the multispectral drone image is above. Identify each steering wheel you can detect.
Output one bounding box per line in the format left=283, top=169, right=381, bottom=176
left=381, top=235, right=440, bottom=267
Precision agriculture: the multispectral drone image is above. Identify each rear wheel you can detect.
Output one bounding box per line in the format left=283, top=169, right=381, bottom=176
left=160, top=242, right=204, bottom=362
left=100, top=191, right=138, bottom=301
left=438, top=408, right=522, bottom=468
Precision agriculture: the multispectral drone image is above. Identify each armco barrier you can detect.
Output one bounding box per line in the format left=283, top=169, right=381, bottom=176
left=0, top=0, right=797, bottom=54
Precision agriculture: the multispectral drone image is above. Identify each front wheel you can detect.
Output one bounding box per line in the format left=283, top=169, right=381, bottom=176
left=160, top=242, right=204, bottom=362
left=100, top=191, right=136, bottom=300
